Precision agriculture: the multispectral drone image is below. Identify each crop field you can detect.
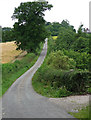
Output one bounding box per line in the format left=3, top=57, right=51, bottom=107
left=1, top=41, right=24, bottom=64
left=52, top=36, right=58, bottom=40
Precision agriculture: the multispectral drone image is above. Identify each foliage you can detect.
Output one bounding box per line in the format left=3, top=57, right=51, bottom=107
left=33, top=62, right=90, bottom=93
left=12, top=1, right=53, bottom=53
left=2, top=28, right=15, bottom=42
left=63, top=49, right=89, bottom=70
left=89, top=34, right=91, bottom=72
left=55, top=27, right=76, bottom=50
left=2, top=27, right=12, bottom=31
left=46, top=22, right=61, bottom=36
left=0, top=26, right=2, bottom=42
left=73, top=37, right=89, bottom=52
left=47, top=29, right=89, bottom=70
left=46, top=20, right=76, bottom=36
left=47, top=50, right=76, bottom=70
left=76, top=24, right=84, bottom=38
left=2, top=42, right=43, bottom=95
left=32, top=35, right=90, bottom=97
left=2, top=53, right=36, bottom=94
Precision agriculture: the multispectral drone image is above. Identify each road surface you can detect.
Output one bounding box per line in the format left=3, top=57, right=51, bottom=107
left=2, top=39, right=74, bottom=118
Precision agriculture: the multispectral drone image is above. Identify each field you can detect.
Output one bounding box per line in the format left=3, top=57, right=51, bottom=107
left=1, top=41, right=26, bottom=64
left=52, top=36, right=58, bottom=40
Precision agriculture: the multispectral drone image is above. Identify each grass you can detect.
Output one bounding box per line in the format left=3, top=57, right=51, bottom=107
left=69, top=106, right=90, bottom=119
left=32, top=79, right=60, bottom=98
left=2, top=53, right=38, bottom=96
left=2, top=42, right=43, bottom=96
left=32, top=79, right=71, bottom=98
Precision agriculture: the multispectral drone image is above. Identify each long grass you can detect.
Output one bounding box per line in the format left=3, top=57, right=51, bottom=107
left=2, top=53, right=38, bottom=96
left=2, top=42, right=43, bottom=96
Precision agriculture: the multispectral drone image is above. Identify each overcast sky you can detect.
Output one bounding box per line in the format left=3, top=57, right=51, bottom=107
left=0, top=0, right=90, bottom=30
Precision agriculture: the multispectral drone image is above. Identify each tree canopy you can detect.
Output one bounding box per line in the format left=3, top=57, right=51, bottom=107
left=12, top=1, right=53, bottom=53
left=2, top=27, right=15, bottom=42
left=46, top=20, right=76, bottom=36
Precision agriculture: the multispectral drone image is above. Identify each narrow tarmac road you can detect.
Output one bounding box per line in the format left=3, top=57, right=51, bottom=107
left=2, top=39, right=74, bottom=118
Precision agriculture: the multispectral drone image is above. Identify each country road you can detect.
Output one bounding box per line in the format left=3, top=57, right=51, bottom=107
left=2, top=39, right=74, bottom=118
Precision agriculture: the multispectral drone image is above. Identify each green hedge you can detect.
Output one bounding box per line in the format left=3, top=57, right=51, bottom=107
left=33, top=64, right=91, bottom=94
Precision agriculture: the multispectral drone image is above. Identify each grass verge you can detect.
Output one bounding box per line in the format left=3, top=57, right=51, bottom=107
left=69, top=106, right=90, bottom=119
left=2, top=42, right=43, bottom=96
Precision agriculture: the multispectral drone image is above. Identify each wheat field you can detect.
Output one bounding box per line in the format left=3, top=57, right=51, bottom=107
left=1, top=41, right=22, bottom=64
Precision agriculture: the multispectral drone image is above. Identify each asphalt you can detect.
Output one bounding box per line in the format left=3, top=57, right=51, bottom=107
left=2, top=39, right=74, bottom=118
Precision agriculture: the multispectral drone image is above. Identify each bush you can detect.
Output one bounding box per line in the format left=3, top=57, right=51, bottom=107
left=73, top=37, right=89, bottom=52
left=63, top=49, right=89, bottom=70
left=62, top=71, right=90, bottom=93
left=33, top=64, right=91, bottom=94
left=47, top=50, right=76, bottom=70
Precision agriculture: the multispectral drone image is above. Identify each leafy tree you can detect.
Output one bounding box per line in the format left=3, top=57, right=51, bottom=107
left=2, top=27, right=12, bottom=31
left=73, top=37, right=89, bottom=52
left=0, top=26, right=2, bottom=42
left=46, top=20, right=76, bottom=36
left=12, top=1, right=53, bottom=53
left=55, top=27, right=76, bottom=50
left=61, top=20, right=76, bottom=32
left=2, top=28, right=15, bottom=42
left=89, top=33, right=91, bottom=72
left=46, top=22, right=61, bottom=36
left=77, top=24, right=83, bottom=36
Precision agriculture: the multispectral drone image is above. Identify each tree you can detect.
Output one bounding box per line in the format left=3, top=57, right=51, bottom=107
left=73, top=37, right=89, bottom=52
left=55, top=27, right=76, bottom=50
left=0, top=26, right=2, bottom=42
left=61, top=20, right=76, bottom=32
left=2, top=28, right=15, bottom=42
left=12, top=1, right=53, bottom=53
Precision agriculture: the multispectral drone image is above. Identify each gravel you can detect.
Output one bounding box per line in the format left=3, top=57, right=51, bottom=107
left=49, top=94, right=90, bottom=113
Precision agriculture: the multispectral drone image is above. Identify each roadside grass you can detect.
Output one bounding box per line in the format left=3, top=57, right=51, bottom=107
left=2, top=42, right=43, bottom=96
left=69, top=106, right=90, bottom=119
left=32, top=78, right=71, bottom=98
left=0, top=85, right=2, bottom=97
left=2, top=54, right=38, bottom=96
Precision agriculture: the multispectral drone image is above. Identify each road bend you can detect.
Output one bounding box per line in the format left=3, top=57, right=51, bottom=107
left=2, top=39, right=74, bottom=118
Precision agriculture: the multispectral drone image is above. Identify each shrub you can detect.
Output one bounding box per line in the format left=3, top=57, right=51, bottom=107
left=73, top=37, right=89, bottom=52
left=33, top=64, right=91, bottom=94
left=57, top=87, right=71, bottom=97
left=62, top=71, right=90, bottom=93
left=47, top=50, right=76, bottom=70
left=63, top=49, right=89, bottom=70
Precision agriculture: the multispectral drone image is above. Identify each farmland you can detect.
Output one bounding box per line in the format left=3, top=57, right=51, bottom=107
left=1, top=41, right=24, bottom=64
